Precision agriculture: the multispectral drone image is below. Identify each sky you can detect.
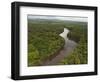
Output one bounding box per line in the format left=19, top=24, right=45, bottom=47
left=28, top=15, right=88, bottom=22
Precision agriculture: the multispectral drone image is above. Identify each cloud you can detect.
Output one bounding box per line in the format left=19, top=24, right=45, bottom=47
left=28, top=15, right=87, bottom=22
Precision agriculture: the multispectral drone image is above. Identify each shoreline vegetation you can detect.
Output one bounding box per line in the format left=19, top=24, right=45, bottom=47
left=28, top=17, right=88, bottom=66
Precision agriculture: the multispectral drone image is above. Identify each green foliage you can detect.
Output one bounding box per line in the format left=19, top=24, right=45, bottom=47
left=28, top=46, right=40, bottom=66
left=60, top=36, right=87, bottom=65
left=60, top=22, right=88, bottom=65
left=66, top=24, right=87, bottom=43
left=28, top=23, right=65, bottom=66
left=28, top=19, right=88, bottom=66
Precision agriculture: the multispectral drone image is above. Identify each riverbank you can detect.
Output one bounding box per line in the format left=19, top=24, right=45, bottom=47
left=41, top=39, right=77, bottom=65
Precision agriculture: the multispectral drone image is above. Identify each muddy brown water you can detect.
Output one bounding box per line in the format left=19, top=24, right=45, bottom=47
left=41, top=39, right=77, bottom=66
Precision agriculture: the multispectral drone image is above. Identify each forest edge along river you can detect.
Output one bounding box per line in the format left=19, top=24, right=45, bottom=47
left=41, top=28, right=77, bottom=65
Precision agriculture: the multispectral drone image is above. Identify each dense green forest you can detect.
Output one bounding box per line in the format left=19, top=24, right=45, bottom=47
left=28, top=23, right=65, bottom=66
left=28, top=18, right=88, bottom=66
left=60, top=23, right=88, bottom=64
left=60, top=33, right=87, bottom=64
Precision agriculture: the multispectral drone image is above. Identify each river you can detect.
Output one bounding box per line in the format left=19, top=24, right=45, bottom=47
left=41, top=28, right=77, bottom=65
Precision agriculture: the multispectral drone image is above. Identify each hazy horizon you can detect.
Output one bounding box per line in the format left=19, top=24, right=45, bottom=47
left=28, top=15, right=88, bottom=22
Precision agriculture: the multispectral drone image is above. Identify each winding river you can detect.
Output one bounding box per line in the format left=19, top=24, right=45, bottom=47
left=41, top=28, right=77, bottom=65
